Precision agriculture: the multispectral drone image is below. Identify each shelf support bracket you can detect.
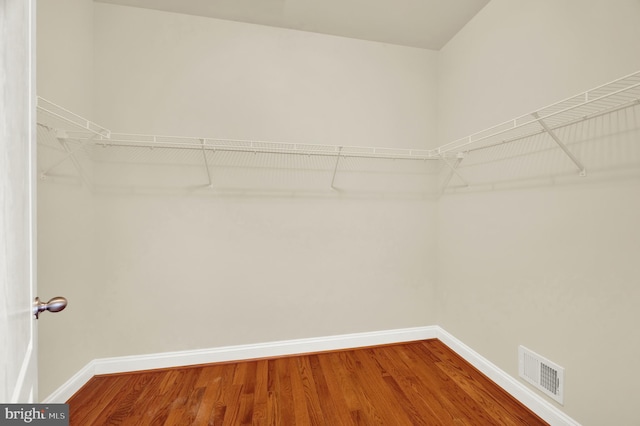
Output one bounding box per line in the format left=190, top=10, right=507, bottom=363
left=41, top=130, right=96, bottom=180
left=201, top=139, right=213, bottom=188
left=330, top=147, right=343, bottom=189
left=43, top=129, right=92, bottom=187
left=439, top=152, right=468, bottom=192
left=532, top=112, right=586, bottom=176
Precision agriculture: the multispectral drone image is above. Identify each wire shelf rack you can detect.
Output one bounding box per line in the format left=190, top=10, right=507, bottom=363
left=92, top=133, right=438, bottom=161
left=437, top=70, right=640, bottom=157
left=36, top=99, right=439, bottom=194
left=437, top=70, right=640, bottom=191
left=37, top=70, right=640, bottom=193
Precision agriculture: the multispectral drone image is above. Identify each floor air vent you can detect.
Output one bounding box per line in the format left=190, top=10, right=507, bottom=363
left=518, top=346, right=564, bottom=405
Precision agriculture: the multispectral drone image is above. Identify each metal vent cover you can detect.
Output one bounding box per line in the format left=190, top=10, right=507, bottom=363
left=518, top=346, right=564, bottom=405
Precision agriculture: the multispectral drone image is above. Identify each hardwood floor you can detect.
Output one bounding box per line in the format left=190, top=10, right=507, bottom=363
left=67, top=339, right=548, bottom=425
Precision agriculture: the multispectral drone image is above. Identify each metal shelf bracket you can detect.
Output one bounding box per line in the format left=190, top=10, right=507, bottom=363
left=532, top=112, right=587, bottom=176
left=330, top=146, right=343, bottom=189
left=39, top=128, right=93, bottom=187
left=201, top=139, right=214, bottom=188
left=440, top=152, right=468, bottom=192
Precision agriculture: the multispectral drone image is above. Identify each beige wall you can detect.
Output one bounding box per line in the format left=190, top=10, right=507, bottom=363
left=90, top=194, right=437, bottom=355
left=36, top=0, right=93, bottom=116
left=88, top=2, right=439, bottom=355
left=37, top=2, right=439, bottom=398
left=92, top=3, right=439, bottom=148
left=438, top=0, right=640, bottom=143
left=437, top=1, right=640, bottom=425
left=36, top=0, right=97, bottom=400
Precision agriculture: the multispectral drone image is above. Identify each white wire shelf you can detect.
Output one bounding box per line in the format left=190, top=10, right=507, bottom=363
left=36, top=97, right=110, bottom=138
left=36, top=97, right=438, bottom=162
left=92, top=133, right=439, bottom=161
left=437, top=70, right=640, bottom=191
left=36, top=100, right=439, bottom=193
left=36, top=70, right=640, bottom=192
left=438, top=70, right=640, bottom=156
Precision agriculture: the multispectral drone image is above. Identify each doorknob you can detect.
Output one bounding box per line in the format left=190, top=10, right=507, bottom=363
left=33, top=296, right=68, bottom=319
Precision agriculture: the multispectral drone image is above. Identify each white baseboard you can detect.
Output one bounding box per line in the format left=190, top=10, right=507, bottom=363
left=435, top=328, right=581, bottom=426
left=43, top=325, right=580, bottom=426
left=42, top=360, right=96, bottom=405
left=42, top=326, right=438, bottom=403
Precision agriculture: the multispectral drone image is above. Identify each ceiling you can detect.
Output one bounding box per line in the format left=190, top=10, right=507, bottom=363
left=94, top=0, right=490, bottom=50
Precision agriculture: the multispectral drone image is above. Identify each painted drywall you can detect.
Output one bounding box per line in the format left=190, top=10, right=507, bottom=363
left=88, top=2, right=439, bottom=355
left=36, top=181, right=97, bottom=400
left=437, top=1, right=640, bottom=425
left=92, top=3, right=438, bottom=148
left=36, top=2, right=440, bottom=397
left=36, top=0, right=97, bottom=400
left=36, top=0, right=93, bottom=116
left=89, top=194, right=437, bottom=356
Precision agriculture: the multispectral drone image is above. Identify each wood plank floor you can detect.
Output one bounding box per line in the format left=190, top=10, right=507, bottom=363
left=67, top=339, right=548, bottom=425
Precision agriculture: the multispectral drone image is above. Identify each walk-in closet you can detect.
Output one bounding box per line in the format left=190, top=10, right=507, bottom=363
left=31, top=1, right=640, bottom=425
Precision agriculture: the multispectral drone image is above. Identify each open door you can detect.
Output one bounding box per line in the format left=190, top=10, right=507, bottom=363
left=0, top=0, right=38, bottom=402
